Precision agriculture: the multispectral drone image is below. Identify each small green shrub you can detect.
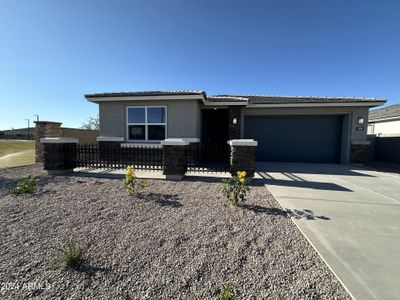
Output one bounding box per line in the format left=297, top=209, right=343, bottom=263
left=220, top=283, right=234, bottom=300
left=52, top=240, right=83, bottom=270
left=124, top=165, right=150, bottom=195
left=10, top=176, right=38, bottom=195
left=221, top=171, right=250, bottom=207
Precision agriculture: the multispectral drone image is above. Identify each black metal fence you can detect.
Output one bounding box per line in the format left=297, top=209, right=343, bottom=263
left=75, top=143, right=230, bottom=173
left=368, top=134, right=400, bottom=164
left=186, top=143, right=230, bottom=173
left=76, top=144, right=164, bottom=170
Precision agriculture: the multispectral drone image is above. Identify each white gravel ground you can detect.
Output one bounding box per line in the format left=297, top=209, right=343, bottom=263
left=0, top=164, right=350, bottom=299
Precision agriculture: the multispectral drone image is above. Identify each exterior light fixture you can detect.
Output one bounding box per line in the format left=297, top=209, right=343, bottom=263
left=357, top=117, right=365, bottom=125
left=232, top=118, right=237, bottom=125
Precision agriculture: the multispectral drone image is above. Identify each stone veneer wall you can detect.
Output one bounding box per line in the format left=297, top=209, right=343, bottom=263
left=230, top=145, right=256, bottom=177
left=42, top=143, right=77, bottom=172
left=34, top=121, right=62, bottom=163
left=350, top=144, right=369, bottom=163
left=163, top=144, right=188, bottom=180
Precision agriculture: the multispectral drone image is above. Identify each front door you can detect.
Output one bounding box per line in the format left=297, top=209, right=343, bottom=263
left=200, top=109, right=230, bottom=163
left=201, top=109, right=229, bottom=145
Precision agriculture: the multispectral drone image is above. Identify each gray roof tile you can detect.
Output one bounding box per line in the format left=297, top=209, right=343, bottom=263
left=207, top=96, right=248, bottom=102
left=209, top=94, right=386, bottom=104
left=85, top=90, right=206, bottom=98
left=369, top=104, right=400, bottom=120
left=85, top=90, right=386, bottom=106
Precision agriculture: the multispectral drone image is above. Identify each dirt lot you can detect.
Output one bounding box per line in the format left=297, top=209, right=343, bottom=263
left=0, top=164, right=349, bottom=299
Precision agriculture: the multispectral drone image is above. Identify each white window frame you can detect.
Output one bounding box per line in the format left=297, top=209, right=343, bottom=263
left=126, top=106, right=167, bottom=142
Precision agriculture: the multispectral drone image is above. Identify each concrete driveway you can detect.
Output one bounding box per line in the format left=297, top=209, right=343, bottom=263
left=256, top=162, right=400, bottom=300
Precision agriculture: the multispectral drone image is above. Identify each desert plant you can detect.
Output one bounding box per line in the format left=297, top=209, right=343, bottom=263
left=52, top=240, right=83, bottom=270
left=220, top=283, right=235, bottom=300
left=221, top=171, right=250, bottom=207
left=10, top=176, right=38, bottom=195
left=124, top=165, right=150, bottom=195
left=81, top=114, right=99, bottom=130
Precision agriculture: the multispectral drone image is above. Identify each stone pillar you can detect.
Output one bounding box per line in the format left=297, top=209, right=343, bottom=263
left=228, top=106, right=242, bottom=140
left=228, top=139, right=258, bottom=177
left=41, top=138, right=78, bottom=175
left=161, top=139, right=189, bottom=181
left=34, top=121, right=62, bottom=163
left=350, top=141, right=370, bottom=163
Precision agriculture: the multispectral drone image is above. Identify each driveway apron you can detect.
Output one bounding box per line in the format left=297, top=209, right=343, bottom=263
left=256, top=162, right=400, bottom=300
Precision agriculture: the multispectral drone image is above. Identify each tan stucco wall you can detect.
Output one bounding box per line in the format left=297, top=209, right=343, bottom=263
left=368, top=119, right=400, bottom=135
left=98, top=100, right=371, bottom=163
left=98, top=100, right=201, bottom=140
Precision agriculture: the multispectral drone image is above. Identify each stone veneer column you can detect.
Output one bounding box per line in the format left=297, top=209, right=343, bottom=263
left=350, top=141, right=370, bottom=163
left=41, top=137, right=78, bottom=175
left=34, top=121, right=62, bottom=163
left=228, top=106, right=242, bottom=140
left=228, top=139, right=258, bottom=177
left=161, top=139, right=189, bottom=181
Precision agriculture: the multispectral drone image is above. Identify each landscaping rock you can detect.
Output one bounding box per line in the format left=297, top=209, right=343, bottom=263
left=0, top=165, right=350, bottom=299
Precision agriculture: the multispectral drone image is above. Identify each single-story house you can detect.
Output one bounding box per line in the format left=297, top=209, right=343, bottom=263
left=368, top=104, right=400, bottom=136
left=85, top=91, right=386, bottom=164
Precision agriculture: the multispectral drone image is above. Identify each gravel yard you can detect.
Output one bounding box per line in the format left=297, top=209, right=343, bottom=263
left=0, top=164, right=350, bottom=299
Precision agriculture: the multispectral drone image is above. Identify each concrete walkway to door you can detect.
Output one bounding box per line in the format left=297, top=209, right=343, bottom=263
left=256, top=162, right=400, bottom=300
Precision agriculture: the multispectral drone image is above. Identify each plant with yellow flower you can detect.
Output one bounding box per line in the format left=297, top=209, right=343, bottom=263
left=124, top=165, right=150, bottom=194
left=221, top=170, right=250, bottom=207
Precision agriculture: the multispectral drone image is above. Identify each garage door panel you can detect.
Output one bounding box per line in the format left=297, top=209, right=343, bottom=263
left=244, top=115, right=343, bottom=163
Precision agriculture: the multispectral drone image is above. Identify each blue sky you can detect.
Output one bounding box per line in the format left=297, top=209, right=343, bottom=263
left=1, top=0, right=399, bottom=130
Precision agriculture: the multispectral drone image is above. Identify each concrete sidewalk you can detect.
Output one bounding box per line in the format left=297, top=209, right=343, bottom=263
left=257, top=162, right=400, bottom=300
left=73, top=167, right=231, bottom=180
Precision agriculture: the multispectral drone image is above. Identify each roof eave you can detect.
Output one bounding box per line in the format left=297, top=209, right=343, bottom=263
left=368, top=115, right=400, bottom=122
left=246, top=101, right=386, bottom=108
left=85, top=94, right=206, bottom=103
left=203, top=101, right=248, bottom=106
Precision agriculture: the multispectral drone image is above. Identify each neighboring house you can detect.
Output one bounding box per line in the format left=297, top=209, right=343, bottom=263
left=85, top=91, right=385, bottom=164
left=2, top=127, right=35, bottom=139
left=368, top=104, right=400, bottom=136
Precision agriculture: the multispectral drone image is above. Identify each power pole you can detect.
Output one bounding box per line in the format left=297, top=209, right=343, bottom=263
left=34, top=114, right=39, bottom=122
left=24, top=119, right=30, bottom=139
